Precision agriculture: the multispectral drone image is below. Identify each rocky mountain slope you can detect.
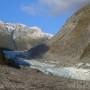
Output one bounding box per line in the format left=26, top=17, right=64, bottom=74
left=38, top=4, right=90, bottom=66
left=0, top=21, right=52, bottom=50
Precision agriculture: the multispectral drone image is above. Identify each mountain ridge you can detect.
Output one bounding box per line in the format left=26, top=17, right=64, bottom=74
left=0, top=21, right=52, bottom=50
left=39, top=4, right=90, bottom=66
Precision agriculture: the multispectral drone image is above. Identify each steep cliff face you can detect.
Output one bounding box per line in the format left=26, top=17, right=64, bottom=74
left=0, top=22, right=52, bottom=50
left=43, top=4, right=90, bottom=65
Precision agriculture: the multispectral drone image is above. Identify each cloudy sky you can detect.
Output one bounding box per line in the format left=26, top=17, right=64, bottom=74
left=0, top=0, right=89, bottom=34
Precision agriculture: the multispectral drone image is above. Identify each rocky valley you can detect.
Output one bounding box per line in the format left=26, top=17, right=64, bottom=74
left=0, top=4, right=90, bottom=90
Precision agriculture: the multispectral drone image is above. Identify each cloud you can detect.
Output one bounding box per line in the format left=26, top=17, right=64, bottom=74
left=22, top=0, right=90, bottom=16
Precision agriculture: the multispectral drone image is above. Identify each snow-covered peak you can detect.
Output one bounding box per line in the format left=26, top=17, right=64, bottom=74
left=0, top=21, right=53, bottom=50
left=0, top=21, right=53, bottom=39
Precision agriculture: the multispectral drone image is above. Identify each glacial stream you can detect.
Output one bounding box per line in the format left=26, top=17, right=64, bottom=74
left=25, top=60, right=90, bottom=81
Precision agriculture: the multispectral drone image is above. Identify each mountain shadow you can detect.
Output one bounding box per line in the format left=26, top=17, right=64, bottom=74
left=0, top=47, right=13, bottom=65
left=26, top=43, right=49, bottom=59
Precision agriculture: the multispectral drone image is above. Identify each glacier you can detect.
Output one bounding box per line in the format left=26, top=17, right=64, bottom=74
left=3, top=50, right=90, bottom=81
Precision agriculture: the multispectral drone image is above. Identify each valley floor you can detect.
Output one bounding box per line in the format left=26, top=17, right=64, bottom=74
left=0, top=65, right=90, bottom=90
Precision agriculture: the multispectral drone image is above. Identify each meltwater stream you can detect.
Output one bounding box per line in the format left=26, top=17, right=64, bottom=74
left=24, top=60, right=90, bottom=81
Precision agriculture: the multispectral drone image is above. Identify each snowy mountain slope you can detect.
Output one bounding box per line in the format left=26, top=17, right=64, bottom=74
left=0, top=21, right=53, bottom=50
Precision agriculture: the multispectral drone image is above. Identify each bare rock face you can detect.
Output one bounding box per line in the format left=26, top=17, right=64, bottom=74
left=43, top=4, right=90, bottom=65
left=0, top=22, right=52, bottom=50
